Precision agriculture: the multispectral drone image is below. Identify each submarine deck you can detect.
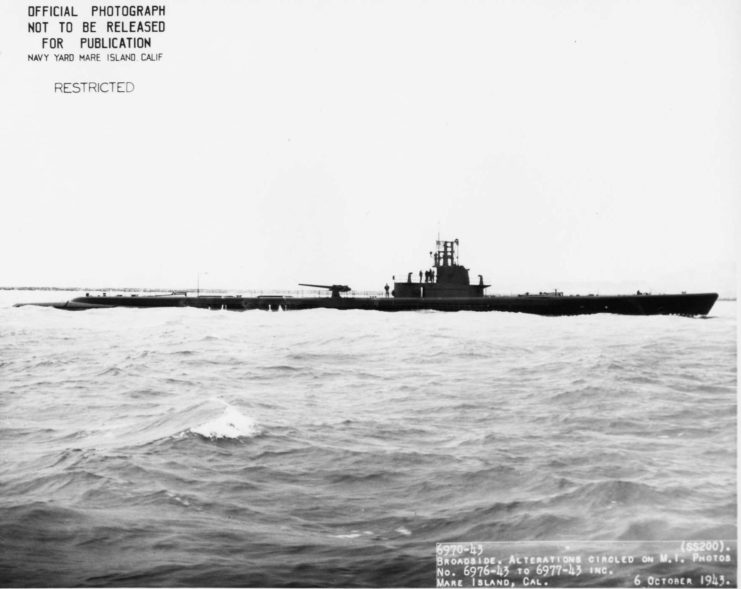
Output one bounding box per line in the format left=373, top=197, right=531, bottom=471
left=16, top=292, right=719, bottom=316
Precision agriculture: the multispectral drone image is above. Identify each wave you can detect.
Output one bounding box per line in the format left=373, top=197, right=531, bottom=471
left=189, top=405, right=260, bottom=440
left=43, top=399, right=262, bottom=450
left=330, top=527, right=411, bottom=540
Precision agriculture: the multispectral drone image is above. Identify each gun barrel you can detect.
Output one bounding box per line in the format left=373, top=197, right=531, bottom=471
left=298, top=283, right=352, bottom=296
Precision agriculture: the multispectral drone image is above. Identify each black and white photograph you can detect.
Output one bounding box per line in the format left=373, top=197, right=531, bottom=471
left=0, top=0, right=737, bottom=586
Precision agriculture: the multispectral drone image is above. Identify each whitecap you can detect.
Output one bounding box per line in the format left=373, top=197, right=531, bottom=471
left=190, top=405, right=260, bottom=439
left=395, top=526, right=412, bottom=536
left=166, top=491, right=191, bottom=507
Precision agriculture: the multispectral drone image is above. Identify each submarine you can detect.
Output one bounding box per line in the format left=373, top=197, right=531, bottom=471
left=15, top=239, right=718, bottom=316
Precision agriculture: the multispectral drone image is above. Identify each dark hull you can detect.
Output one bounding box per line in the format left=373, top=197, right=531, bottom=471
left=18, top=292, right=719, bottom=316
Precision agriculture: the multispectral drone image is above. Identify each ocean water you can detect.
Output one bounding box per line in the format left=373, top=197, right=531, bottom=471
left=0, top=291, right=736, bottom=587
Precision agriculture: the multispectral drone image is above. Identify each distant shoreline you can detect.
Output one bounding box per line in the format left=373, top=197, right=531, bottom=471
left=0, top=286, right=216, bottom=293
left=1, top=286, right=736, bottom=302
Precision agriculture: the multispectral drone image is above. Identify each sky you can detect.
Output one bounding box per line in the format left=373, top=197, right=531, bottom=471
left=1, top=0, right=738, bottom=296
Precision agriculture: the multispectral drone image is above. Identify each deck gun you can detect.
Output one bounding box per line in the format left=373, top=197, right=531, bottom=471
left=299, top=283, right=352, bottom=298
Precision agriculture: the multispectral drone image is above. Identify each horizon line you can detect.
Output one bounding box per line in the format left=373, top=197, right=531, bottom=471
left=1, top=285, right=735, bottom=301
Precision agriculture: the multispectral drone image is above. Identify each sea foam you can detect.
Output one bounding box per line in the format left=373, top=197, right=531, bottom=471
left=190, top=405, right=260, bottom=439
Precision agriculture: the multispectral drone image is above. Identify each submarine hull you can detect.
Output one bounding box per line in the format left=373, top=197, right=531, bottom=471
left=16, top=292, right=719, bottom=316
left=271, top=293, right=719, bottom=315
left=13, top=238, right=719, bottom=316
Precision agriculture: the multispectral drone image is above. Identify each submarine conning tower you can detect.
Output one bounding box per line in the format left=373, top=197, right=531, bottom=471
left=392, top=238, right=490, bottom=298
